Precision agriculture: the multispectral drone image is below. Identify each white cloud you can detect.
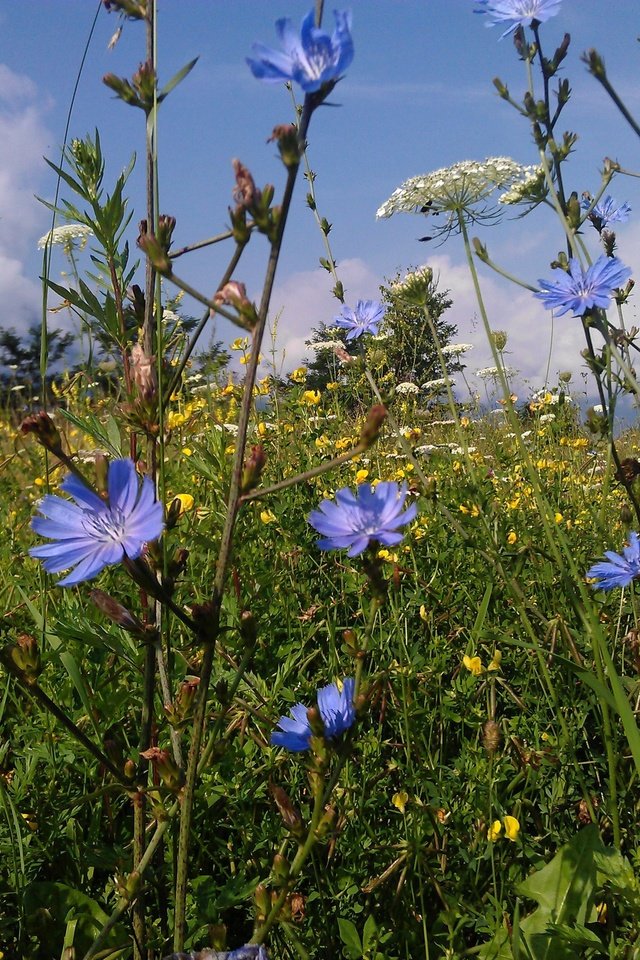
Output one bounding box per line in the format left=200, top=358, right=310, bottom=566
left=265, top=257, right=382, bottom=374
left=0, top=64, right=51, bottom=332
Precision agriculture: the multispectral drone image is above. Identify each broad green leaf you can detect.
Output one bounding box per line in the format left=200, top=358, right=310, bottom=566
left=338, top=917, right=363, bottom=958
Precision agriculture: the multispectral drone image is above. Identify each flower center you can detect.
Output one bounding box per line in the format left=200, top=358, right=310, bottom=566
left=82, top=507, right=127, bottom=544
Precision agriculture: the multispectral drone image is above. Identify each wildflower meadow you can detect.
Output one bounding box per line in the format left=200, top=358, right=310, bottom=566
left=3, top=1, right=640, bottom=958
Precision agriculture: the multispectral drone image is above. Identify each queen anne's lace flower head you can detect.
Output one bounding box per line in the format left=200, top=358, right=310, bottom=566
left=395, top=382, right=420, bottom=395
left=499, top=166, right=547, bottom=206
left=377, top=158, right=537, bottom=238
left=38, top=223, right=93, bottom=251
left=441, top=343, right=474, bottom=357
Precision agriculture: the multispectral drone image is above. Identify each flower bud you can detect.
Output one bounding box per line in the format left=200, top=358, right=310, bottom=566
left=241, top=445, right=266, bottom=493
left=130, top=342, right=157, bottom=401
left=164, top=676, right=200, bottom=729
left=269, top=783, right=303, bottom=834
left=20, top=411, right=63, bottom=454
left=232, top=159, right=260, bottom=209
left=240, top=610, right=258, bottom=649
left=254, top=883, right=270, bottom=921
left=272, top=853, right=290, bottom=882
left=157, top=214, right=176, bottom=251
left=482, top=719, right=501, bottom=755
left=490, top=330, right=508, bottom=352
left=137, top=228, right=172, bottom=275
left=140, top=746, right=184, bottom=792
left=90, top=589, right=145, bottom=634
left=314, top=805, right=337, bottom=839
left=359, top=405, right=387, bottom=449
left=268, top=123, right=301, bottom=168
left=9, top=633, right=42, bottom=683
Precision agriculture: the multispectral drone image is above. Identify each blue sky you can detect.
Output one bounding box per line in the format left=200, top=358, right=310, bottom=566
left=1, top=1, right=640, bottom=396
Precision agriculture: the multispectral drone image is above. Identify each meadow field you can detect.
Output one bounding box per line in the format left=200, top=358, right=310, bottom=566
left=2, top=2, right=640, bottom=959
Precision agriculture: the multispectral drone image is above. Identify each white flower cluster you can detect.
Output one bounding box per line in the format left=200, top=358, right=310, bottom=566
left=499, top=166, right=546, bottom=206
left=441, top=343, right=473, bottom=357
left=38, top=223, right=93, bottom=250
left=422, top=377, right=455, bottom=390
left=311, top=340, right=345, bottom=352
left=376, top=158, right=535, bottom=219
left=476, top=365, right=515, bottom=380
left=395, top=381, right=420, bottom=395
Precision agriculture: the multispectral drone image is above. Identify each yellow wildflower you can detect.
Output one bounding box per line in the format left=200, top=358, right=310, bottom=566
left=488, top=650, right=502, bottom=671
left=392, top=791, right=409, bottom=814
left=463, top=655, right=484, bottom=677
left=181, top=447, right=192, bottom=457
left=34, top=477, right=46, bottom=487
left=302, top=389, right=321, bottom=405
left=260, top=510, right=277, bottom=524
left=172, top=493, right=194, bottom=515
left=503, top=816, right=520, bottom=841
left=230, top=337, right=249, bottom=351
left=355, top=469, right=369, bottom=484
left=487, top=820, right=502, bottom=841
left=289, top=366, right=307, bottom=384
left=554, top=511, right=563, bottom=524
left=419, top=604, right=428, bottom=622
left=507, top=531, right=517, bottom=545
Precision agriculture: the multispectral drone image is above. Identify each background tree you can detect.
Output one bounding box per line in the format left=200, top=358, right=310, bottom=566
left=305, top=268, right=461, bottom=393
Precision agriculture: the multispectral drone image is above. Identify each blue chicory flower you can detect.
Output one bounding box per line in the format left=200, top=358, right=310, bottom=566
left=474, top=0, right=563, bottom=38
left=247, top=8, right=354, bottom=93
left=535, top=255, right=632, bottom=317
left=583, top=195, right=632, bottom=231
left=271, top=678, right=355, bottom=752
left=308, top=481, right=418, bottom=556
left=334, top=299, right=386, bottom=340
left=586, top=532, right=640, bottom=590
left=29, top=458, right=164, bottom=587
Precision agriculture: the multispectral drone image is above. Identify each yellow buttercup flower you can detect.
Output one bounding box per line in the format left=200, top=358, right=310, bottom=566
left=302, top=389, right=321, bottom=405
left=172, top=493, right=194, bottom=515
left=487, top=820, right=502, bottom=841
left=503, top=815, right=520, bottom=841
left=507, top=531, right=517, bottom=545
left=392, top=791, right=409, bottom=814
left=289, top=366, right=307, bottom=384
left=260, top=510, right=277, bottom=524
left=487, top=650, right=502, bottom=671
left=463, top=655, right=484, bottom=677
left=355, top=469, right=369, bottom=484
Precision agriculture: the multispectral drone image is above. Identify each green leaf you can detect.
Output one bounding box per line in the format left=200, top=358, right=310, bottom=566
left=158, top=56, right=199, bottom=100
left=338, top=917, right=363, bottom=958
left=516, top=825, right=605, bottom=959
left=56, top=408, right=123, bottom=458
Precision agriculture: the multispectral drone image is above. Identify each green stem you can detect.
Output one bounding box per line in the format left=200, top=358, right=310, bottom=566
left=172, top=97, right=315, bottom=954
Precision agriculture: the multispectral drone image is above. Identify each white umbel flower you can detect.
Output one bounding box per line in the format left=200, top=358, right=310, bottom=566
left=441, top=343, right=474, bottom=357
left=377, top=158, right=535, bottom=235
left=38, top=223, right=93, bottom=250
left=395, top=381, right=420, bottom=395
